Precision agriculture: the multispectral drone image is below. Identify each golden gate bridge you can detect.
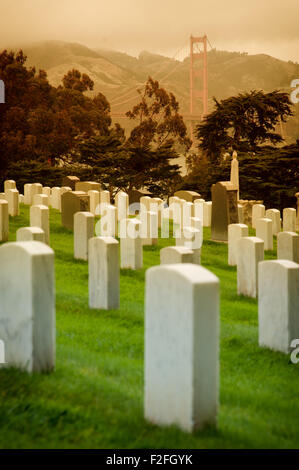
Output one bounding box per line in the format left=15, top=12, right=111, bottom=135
left=109, top=35, right=214, bottom=135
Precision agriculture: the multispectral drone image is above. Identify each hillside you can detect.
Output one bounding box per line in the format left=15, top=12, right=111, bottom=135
left=11, top=41, right=299, bottom=142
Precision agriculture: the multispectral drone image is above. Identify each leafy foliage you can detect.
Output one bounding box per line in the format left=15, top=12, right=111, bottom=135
left=0, top=50, right=113, bottom=182
left=183, top=143, right=299, bottom=211
left=126, top=76, right=191, bottom=151
left=195, top=90, right=293, bottom=161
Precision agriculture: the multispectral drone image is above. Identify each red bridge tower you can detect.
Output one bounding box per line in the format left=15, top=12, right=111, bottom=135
left=189, top=34, right=208, bottom=117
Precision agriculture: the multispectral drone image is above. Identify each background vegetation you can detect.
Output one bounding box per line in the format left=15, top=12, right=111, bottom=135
left=0, top=47, right=298, bottom=208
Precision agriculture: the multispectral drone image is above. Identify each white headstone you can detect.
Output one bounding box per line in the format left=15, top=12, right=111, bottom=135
left=4, top=180, right=16, bottom=192
left=96, top=190, right=110, bottom=215
left=0, top=241, right=55, bottom=372
left=58, top=187, right=72, bottom=212
left=7, top=189, right=19, bottom=216
left=17, top=226, right=45, bottom=243
left=194, top=199, right=205, bottom=222
left=283, top=208, right=296, bottom=232
left=145, top=263, right=219, bottom=432
left=140, top=196, right=151, bottom=213
left=88, top=190, right=100, bottom=216
left=277, top=231, right=299, bottom=263
left=120, top=218, right=143, bottom=269
left=88, top=236, right=120, bottom=310
left=258, top=260, right=299, bottom=354
left=160, top=246, right=194, bottom=264
left=265, top=208, right=281, bottom=235
left=237, top=236, right=264, bottom=298
left=203, top=201, right=212, bottom=227
left=33, top=193, right=49, bottom=206
left=115, top=191, right=128, bottom=221
left=238, top=204, right=244, bottom=224
left=168, top=196, right=180, bottom=221
left=97, top=204, right=117, bottom=237
left=0, top=199, right=9, bottom=242
left=24, top=183, right=33, bottom=205
left=256, top=218, right=273, bottom=250
left=140, top=210, right=158, bottom=246
left=228, top=223, right=248, bottom=266
left=42, top=187, right=51, bottom=197
left=252, top=204, right=265, bottom=229
left=30, top=205, right=50, bottom=245
left=30, top=183, right=43, bottom=205
left=50, top=187, right=61, bottom=210
left=150, top=198, right=163, bottom=228
left=230, top=151, right=239, bottom=200
left=74, top=212, right=94, bottom=261
left=182, top=202, right=194, bottom=229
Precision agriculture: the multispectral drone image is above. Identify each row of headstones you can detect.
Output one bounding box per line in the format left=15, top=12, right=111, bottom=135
left=74, top=210, right=203, bottom=268
left=0, top=179, right=213, bottom=240
left=61, top=189, right=213, bottom=230
left=210, top=180, right=299, bottom=242
left=1, top=239, right=298, bottom=432
left=0, top=178, right=206, bottom=258
left=0, top=198, right=50, bottom=244
left=252, top=203, right=297, bottom=234
left=228, top=225, right=299, bottom=298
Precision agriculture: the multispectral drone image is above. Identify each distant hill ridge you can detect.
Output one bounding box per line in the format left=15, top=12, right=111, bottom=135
left=5, top=40, right=299, bottom=142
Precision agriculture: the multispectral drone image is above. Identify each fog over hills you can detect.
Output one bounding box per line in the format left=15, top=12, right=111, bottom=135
left=16, top=40, right=299, bottom=142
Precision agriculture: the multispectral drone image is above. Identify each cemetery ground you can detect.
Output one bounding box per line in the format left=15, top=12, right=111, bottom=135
left=0, top=205, right=299, bottom=449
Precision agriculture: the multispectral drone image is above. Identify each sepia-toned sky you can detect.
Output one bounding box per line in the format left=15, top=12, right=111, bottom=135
left=1, top=0, right=299, bottom=62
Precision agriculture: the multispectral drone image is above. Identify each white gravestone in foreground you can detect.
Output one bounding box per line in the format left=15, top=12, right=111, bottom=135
left=0, top=241, right=55, bottom=372
left=89, top=236, right=120, bottom=310
left=145, top=263, right=219, bottom=432
left=258, top=260, right=299, bottom=354
left=74, top=212, right=94, bottom=261
left=237, top=236, right=264, bottom=298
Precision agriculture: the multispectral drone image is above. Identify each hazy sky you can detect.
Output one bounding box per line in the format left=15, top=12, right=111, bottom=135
left=1, top=0, right=299, bottom=62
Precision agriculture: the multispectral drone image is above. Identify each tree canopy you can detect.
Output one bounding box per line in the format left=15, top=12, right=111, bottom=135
left=77, top=77, right=190, bottom=196
left=0, top=50, right=113, bottom=179
left=195, top=90, right=293, bottom=162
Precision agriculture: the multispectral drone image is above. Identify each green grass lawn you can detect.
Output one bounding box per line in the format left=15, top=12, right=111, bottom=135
left=0, top=205, right=299, bottom=449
